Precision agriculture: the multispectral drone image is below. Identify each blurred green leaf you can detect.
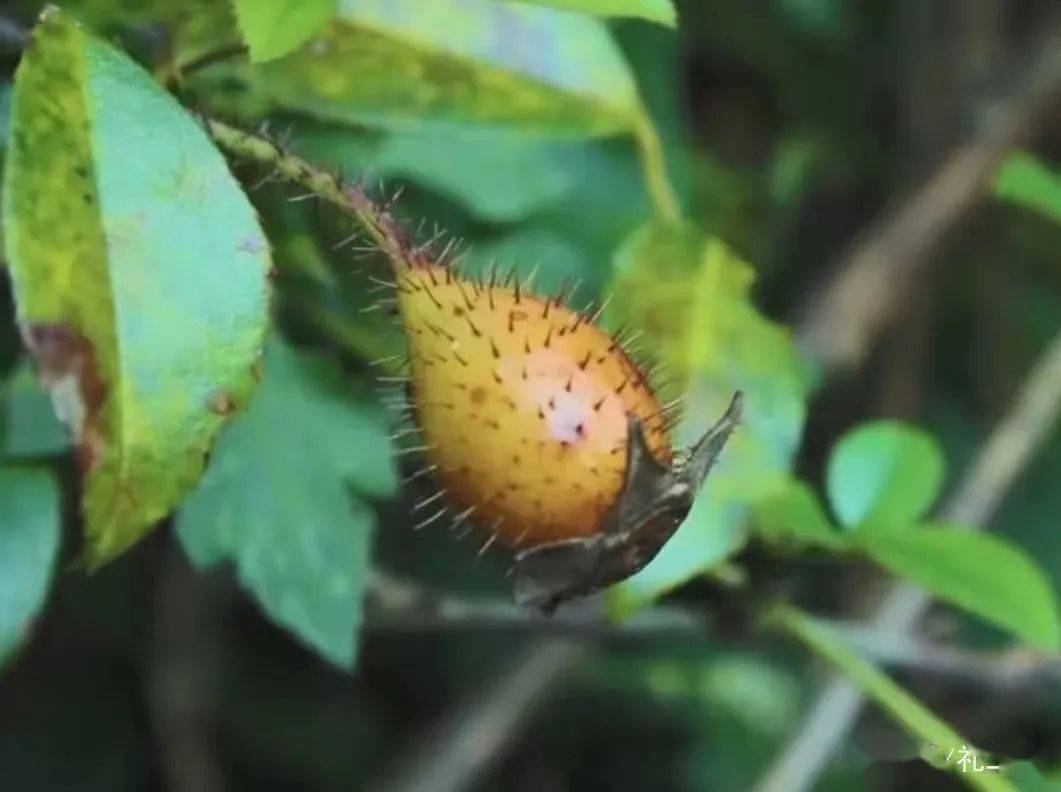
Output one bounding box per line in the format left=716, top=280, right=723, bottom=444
left=177, top=341, right=396, bottom=669
left=375, top=129, right=574, bottom=222
left=753, top=478, right=843, bottom=549
left=0, top=83, right=11, bottom=150
left=994, top=151, right=1061, bottom=225
left=503, top=0, right=676, bottom=27
left=2, top=363, right=68, bottom=458
left=295, top=122, right=576, bottom=223
left=860, top=525, right=1060, bottom=651
left=255, top=0, right=642, bottom=136
left=0, top=467, right=61, bottom=668
left=608, top=226, right=806, bottom=611
left=171, top=0, right=244, bottom=64
left=827, top=421, right=944, bottom=532
left=464, top=227, right=596, bottom=293
left=235, top=0, right=336, bottom=62
left=778, top=0, right=852, bottom=41
left=1005, top=763, right=1055, bottom=791
left=772, top=605, right=1017, bottom=792
left=2, top=9, right=271, bottom=566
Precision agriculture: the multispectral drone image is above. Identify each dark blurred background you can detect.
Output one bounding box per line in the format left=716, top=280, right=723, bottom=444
left=1, top=1, right=1060, bottom=790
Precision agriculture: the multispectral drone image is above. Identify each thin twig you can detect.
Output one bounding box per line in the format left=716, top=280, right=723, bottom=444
left=366, top=637, right=587, bottom=792
left=177, top=43, right=248, bottom=78
left=796, top=13, right=1061, bottom=374
left=367, top=573, right=1061, bottom=691
left=367, top=571, right=709, bottom=638
left=831, top=622, right=1061, bottom=691
left=755, top=329, right=1061, bottom=792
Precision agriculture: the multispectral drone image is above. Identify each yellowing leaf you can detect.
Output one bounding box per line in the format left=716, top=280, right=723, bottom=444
left=607, top=225, right=807, bottom=610
left=3, top=9, right=271, bottom=566
left=255, top=0, right=642, bottom=136
left=235, top=0, right=336, bottom=62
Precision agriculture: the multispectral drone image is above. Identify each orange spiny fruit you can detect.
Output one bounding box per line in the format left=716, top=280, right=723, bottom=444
left=208, top=125, right=740, bottom=610
left=395, top=263, right=671, bottom=549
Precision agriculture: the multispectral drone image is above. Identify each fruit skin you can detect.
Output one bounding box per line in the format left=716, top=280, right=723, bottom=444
left=395, top=262, right=671, bottom=548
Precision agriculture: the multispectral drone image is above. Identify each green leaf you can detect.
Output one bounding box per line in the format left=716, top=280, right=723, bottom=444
left=771, top=605, right=1017, bottom=792
left=1005, top=763, right=1055, bottom=792
left=502, top=0, right=676, bottom=27
left=465, top=228, right=597, bottom=293
left=861, top=525, right=1060, bottom=651
left=994, top=151, right=1061, bottom=225
left=177, top=341, right=397, bottom=669
left=2, top=363, right=68, bottom=458
left=235, top=0, right=336, bottom=62
left=753, top=478, right=844, bottom=549
left=607, top=226, right=806, bottom=611
left=827, top=421, right=944, bottom=532
left=2, top=9, right=271, bottom=566
left=294, top=123, right=576, bottom=223
left=255, top=0, right=642, bottom=136
left=375, top=130, right=574, bottom=222
left=0, top=467, right=61, bottom=667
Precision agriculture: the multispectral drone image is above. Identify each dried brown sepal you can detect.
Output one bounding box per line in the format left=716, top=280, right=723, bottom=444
left=513, top=391, right=744, bottom=612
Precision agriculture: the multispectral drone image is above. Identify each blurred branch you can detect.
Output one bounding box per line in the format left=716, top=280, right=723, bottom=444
left=833, top=622, right=1061, bottom=691
left=160, top=43, right=248, bottom=89
left=0, top=11, right=29, bottom=52
left=368, top=572, right=1061, bottom=692
left=148, top=547, right=231, bottom=792
left=796, top=13, right=1061, bottom=374
left=755, top=329, right=1061, bottom=792
left=366, top=637, right=587, bottom=792
left=367, top=570, right=709, bottom=637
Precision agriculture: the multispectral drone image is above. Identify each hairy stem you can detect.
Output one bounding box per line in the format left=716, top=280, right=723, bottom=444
left=204, top=118, right=427, bottom=273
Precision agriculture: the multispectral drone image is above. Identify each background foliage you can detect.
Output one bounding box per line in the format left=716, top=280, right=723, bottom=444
left=1, top=1, right=1060, bottom=790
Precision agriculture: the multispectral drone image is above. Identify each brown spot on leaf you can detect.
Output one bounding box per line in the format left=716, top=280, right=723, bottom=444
left=22, top=323, right=106, bottom=471
left=207, top=391, right=236, bottom=415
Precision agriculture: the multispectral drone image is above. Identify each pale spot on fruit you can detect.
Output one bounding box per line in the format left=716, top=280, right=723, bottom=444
left=546, top=392, right=590, bottom=444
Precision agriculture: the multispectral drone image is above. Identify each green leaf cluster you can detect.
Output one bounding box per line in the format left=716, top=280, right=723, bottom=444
left=756, top=422, right=1061, bottom=651
left=177, top=341, right=396, bottom=668
left=606, top=226, right=808, bottom=612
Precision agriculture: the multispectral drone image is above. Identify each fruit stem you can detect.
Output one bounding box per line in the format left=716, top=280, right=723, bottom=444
left=204, top=117, right=427, bottom=273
